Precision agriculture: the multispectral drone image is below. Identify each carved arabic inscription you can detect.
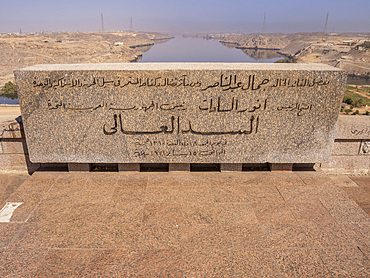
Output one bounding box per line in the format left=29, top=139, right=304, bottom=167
left=39, top=72, right=318, bottom=159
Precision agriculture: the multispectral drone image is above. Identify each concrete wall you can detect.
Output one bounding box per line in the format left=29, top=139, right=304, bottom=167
left=1, top=115, right=369, bottom=174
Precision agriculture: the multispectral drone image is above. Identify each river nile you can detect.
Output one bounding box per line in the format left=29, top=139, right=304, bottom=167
left=138, top=35, right=283, bottom=63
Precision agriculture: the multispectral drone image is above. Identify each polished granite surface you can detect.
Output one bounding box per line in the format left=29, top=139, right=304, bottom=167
left=0, top=170, right=369, bottom=277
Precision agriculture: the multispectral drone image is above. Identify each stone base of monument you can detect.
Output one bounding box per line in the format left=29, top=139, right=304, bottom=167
left=68, top=163, right=90, bottom=172
left=169, top=163, right=191, bottom=172
left=220, top=163, right=243, bottom=172
left=118, top=163, right=140, bottom=172
left=268, top=163, right=293, bottom=171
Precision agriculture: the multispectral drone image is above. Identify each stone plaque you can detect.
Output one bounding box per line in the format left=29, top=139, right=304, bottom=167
left=15, top=63, right=346, bottom=163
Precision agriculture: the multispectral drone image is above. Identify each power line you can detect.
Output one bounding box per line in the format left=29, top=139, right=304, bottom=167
left=262, top=12, right=266, bottom=34
left=323, top=12, right=329, bottom=33
left=101, top=13, right=105, bottom=32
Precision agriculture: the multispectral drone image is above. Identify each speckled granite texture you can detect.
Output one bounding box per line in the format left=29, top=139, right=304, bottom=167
left=15, top=63, right=346, bottom=163
left=0, top=171, right=369, bottom=276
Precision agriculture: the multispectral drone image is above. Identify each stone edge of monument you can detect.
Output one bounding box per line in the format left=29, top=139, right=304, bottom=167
left=14, top=62, right=342, bottom=72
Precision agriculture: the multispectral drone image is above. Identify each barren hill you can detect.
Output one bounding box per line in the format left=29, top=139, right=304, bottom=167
left=203, top=32, right=370, bottom=78
left=0, top=31, right=173, bottom=87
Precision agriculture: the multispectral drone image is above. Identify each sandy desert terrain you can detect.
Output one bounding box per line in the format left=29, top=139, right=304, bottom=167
left=0, top=31, right=173, bottom=87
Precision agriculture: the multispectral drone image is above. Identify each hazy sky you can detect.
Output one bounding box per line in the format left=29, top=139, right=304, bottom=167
left=1, top=0, right=369, bottom=34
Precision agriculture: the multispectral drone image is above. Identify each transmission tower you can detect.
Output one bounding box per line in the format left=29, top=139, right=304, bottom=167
left=101, top=13, right=105, bottom=32
left=323, top=12, right=329, bottom=33
left=262, top=12, right=266, bottom=34
left=130, top=17, right=133, bottom=31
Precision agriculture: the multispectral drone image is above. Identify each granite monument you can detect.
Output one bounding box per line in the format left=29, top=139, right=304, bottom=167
left=15, top=63, right=346, bottom=164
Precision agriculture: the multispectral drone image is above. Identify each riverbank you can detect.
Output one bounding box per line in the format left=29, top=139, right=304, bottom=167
left=137, top=35, right=283, bottom=63
left=191, top=32, right=370, bottom=80
left=0, top=32, right=173, bottom=87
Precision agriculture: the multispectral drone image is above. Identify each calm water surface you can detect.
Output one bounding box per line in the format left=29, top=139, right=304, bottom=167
left=138, top=36, right=283, bottom=63
left=0, top=97, right=19, bottom=105
left=1, top=36, right=367, bottom=105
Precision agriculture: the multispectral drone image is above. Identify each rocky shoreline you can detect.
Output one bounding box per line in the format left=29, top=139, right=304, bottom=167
left=192, top=32, right=370, bottom=79
left=0, top=32, right=174, bottom=87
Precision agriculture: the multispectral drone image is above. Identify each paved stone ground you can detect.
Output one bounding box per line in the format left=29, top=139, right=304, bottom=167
left=0, top=170, right=369, bottom=277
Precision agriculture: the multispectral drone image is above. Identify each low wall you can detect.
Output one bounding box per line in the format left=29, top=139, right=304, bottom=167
left=320, top=116, right=369, bottom=175
left=1, top=115, right=368, bottom=174
left=0, top=117, right=39, bottom=173
left=2, top=62, right=367, bottom=174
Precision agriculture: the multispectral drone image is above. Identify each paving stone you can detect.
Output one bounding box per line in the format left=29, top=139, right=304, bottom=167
left=343, top=187, right=370, bottom=207
left=253, top=203, right=298, bottom=224
left=180, top=224, right=263, bottom=251
left=329, top=175, right=360, bottom=187
left=0, top=174, right=28, bottom=206
left=54, top=222, right=141, bottom=250
left=180, top=203, right=220, bottom=225
left=318, top=247, right=370, bottom=277
left=213, top=203, right=259, bottom=226
left=82, top=250, right=130, bottom=277
left=143, top=203, right=185, bottom=226
left=0, top=223, right=22, bottom=248
left=1, top=140, right=26, bottom=154
left=5, top=178, right=56, bottom=222
left=296, top=170, right=334, bottom=186
left=339, top=222, right=370, bottom=256
left=303, top=222, right=359, bottom=249
left=34, top=249, right=92, bottom=277
left=271, top=248, right=332, bottom=277
left=71, top=184, right=116, bottom=204
left=289, top=201, right=337, bottom=227
left=85, top=249, right=184, bottom=277
left=322, top=200, right=370, bottom=224
left=182, top=248, right=282, bottom=277
left=358, top=202, right=370, bottom=216
left=139, top=223, right=181, bottom=250
left=0, top=170, right=368, bottom=276
left=26, top=199, right=70, bottom=224
left=259, top=223, right=314, bottom=249
left=278, top=182, right=351, bottom=204
left=0, top=248, right=49, bottom=277
left=103, top=203, right=145, bottom=225
left=146, top=181, right=214, bottom=204
left=8, top=222, right=60, bottom=249
left=147, top=172, right=212, bottom=187
left=350, top=176, right=370, bottom=188
left=113, top=175, right=147, bottom=203
left=210, top=184, right=285, bottom=203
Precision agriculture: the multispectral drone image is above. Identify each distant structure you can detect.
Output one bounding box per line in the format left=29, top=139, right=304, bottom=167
left=262, top=12, right=266, bottom=34
left=101, top=13, right=105, bottom=33
left=130, top=17, right=133, bottom=32
left=323, top=12, right=329, bottom=33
